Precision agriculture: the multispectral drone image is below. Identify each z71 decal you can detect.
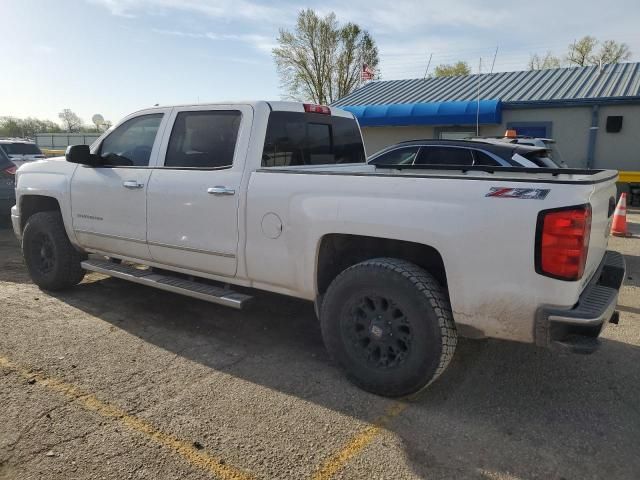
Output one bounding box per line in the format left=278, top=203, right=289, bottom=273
left=485, top=187, right=550, bottom=200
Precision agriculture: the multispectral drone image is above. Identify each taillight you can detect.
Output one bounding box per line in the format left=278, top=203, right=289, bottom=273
left=3, top=165, right=16, bottom=175
left=535, top=204, right=591, bottom=281
left=303, top=103, right=331, bottom=114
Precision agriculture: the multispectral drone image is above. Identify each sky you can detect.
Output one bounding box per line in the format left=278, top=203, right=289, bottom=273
left=2, top=0, right=639, bottom=126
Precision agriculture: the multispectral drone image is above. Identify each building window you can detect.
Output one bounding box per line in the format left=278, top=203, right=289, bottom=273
left=506, top=122, right=553, bottom=138
left=434, top=127, right=475, bottom=140
left=439, top=131, right=475, bottom=140
left=606, top=116, right=623, bottom=133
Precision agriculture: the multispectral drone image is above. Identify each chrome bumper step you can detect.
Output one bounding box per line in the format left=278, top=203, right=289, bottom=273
left=81, top=259, right=252, bottom=309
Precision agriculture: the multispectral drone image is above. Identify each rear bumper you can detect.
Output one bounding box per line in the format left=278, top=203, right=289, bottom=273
left=537, top=250, right=626, bottom=353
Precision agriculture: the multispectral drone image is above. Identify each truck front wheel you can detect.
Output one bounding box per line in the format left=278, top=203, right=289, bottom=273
left=22, top=211, right=86, bottom=291
left=320, top=258, right=457, bottom=397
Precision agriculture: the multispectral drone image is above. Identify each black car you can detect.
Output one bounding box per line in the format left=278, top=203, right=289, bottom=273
left=368, top=139, right=562, bottom=168
left=0, top=147, right=16, bottom=219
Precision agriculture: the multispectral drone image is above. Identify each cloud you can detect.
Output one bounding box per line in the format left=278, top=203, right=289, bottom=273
left=90, top=0, right=285, bottom=23
left=92, top=0, right=639, bottom=79
left=152, top=28, right=276, bottom=54
left=33, top=45, right=56, bottom=55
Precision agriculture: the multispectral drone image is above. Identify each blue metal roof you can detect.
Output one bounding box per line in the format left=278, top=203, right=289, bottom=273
left=332, top=63, right=640, bottom=108
left=342, top=100, right=501, bottom=127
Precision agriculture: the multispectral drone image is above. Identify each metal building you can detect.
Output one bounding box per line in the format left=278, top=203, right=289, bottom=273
left=333, top=63, right=640, bottom=180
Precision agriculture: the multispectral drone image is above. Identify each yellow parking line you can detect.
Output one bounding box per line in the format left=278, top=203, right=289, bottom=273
left=0, top=356, right=254, bottom=480
left=310, top=401, right=408, bottom=480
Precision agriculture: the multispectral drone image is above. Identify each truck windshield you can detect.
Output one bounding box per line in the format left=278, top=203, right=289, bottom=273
left=262, top=111, right=365, bottom=167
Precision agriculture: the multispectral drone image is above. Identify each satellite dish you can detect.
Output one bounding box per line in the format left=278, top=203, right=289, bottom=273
left=92, top=114, right=104, bottom=126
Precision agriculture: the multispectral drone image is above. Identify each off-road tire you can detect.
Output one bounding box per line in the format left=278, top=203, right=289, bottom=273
left=22, top=211, right=86, bottom=290
left=320, top=258, right=457, bottom=397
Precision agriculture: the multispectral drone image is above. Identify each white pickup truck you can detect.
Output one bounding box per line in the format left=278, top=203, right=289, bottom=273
left=11, top=101, right=625, bottom=397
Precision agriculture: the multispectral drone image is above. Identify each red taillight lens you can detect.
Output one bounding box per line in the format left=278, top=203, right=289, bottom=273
left=536, top=205, right=591, bottom=280
left=303, top=103, right=331, bottom=114
left=4, top=165, right=16, bottom=175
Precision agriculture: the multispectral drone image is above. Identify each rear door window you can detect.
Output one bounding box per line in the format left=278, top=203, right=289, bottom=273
left=415, top=147, right=474, bottom=166
left=165, top=110, right=242, bottom=169
left=369, top=147, right=420, bottom=165
left=262, top=112, right=365, bottom=167
left=472, top=150, right=501, bottom=166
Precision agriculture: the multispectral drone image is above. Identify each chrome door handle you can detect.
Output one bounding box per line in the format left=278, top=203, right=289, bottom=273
left=123, top=180, right=144, bottom=189
left=207, top=186, right=235, bottom=195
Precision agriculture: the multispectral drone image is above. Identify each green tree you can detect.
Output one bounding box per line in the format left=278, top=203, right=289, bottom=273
left=567, top=36, right=631, bottom=67
left=0, top=116, right=63, bottom=138
left=0, top=117, right=24, bottom=137
left=273, top=9, right=379, bottom=104
left=528, top=51, right=562, bottom=70
left=433, top=61, right=471, bottom=77
left=20, top=118, right=62, bottom=137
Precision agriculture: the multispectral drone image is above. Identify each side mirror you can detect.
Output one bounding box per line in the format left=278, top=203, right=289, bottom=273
left=65, top=145, right=100, bottom=166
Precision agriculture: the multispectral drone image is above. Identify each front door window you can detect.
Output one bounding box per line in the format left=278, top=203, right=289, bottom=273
left=99, top=114, right=163, bottom=167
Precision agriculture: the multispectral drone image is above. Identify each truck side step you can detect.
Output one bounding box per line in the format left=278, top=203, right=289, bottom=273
left=81, top=259, right=253, bottom=309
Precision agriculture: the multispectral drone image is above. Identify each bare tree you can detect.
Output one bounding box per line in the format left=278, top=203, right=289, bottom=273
left=566, top=36, right=599, bottom=67
left=593, top=39, right=631, bottom=65
left=433, top=61, right=471, bottom=77
left=273, top=9, right=379, bottom=104
left=58, top=109, right=83, bottom=132
left=567, top=36, right=631, bottom=67
left=528, top=51, right=562, bottom=70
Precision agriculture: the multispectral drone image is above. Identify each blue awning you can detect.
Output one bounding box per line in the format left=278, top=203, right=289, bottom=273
left=340, top=100, right=502, bottom=127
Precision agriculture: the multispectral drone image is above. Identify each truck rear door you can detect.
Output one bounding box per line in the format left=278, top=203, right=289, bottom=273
left=146, top=104, right=253, bottom=277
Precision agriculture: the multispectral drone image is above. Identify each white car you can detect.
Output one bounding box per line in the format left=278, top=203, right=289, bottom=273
left=11, top=101, right=625, bottom=397
left=0, top=139, right=46, bottom=169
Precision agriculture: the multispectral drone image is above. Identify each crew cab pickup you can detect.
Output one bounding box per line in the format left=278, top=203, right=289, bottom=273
left=11, top=101, right=625, bottom=397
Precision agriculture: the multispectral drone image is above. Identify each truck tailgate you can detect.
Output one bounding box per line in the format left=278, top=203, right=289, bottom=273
left=584, top=176, right=618, bottom=285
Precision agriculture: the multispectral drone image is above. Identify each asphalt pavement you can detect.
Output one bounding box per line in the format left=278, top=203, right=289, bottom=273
left=1, top=214, right=639, bottom=480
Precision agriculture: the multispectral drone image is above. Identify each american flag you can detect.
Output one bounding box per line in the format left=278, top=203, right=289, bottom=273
left=361, top=64, right=375, bottom=81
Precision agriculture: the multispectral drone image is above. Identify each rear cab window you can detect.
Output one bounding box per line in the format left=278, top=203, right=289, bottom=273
left=262, top=111, right=365, bottom=167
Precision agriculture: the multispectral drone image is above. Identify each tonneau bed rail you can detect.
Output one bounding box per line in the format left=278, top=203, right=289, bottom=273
left=373, top=164, right=606, bottom=176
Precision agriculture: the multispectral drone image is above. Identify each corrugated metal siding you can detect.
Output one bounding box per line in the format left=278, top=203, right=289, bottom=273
left=332, top=63, right=640, bottom=106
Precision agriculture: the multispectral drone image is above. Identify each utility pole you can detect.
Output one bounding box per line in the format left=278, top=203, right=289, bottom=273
left=422, top=53, right=433, bottom=79
left=476, top=57, right=483, bottom=136
left=490, top=45, right=499, bottom=74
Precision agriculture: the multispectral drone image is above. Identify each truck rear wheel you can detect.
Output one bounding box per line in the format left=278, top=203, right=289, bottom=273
left=320, top=258, right=457, bottom=397
left=22, top=211, right=86, bottom=291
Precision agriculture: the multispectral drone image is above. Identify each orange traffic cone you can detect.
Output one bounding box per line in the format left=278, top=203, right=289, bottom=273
left=611, top=193, right=628, bottom=237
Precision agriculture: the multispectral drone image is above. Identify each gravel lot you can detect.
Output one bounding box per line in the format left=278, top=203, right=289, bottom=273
left=1, top=214, right=639, bottom=480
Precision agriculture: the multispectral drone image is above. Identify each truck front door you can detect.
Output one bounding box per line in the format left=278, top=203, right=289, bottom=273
left=146, top=105, right=253, bottom=277
left=70, top=109, right=171, bottom=260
